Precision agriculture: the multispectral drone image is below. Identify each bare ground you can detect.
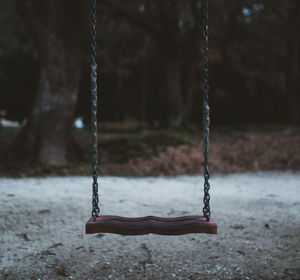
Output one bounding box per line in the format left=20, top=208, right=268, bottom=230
left=0, top=172, right=300, bottom=280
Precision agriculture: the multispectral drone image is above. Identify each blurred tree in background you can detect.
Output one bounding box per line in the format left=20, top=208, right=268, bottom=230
left=0, top=0, right=38, bottom=122
left=0, top=0, right=299, bottom=166
left=3, top=0, right=87, bottom=165
left=286, top=0, right=300, bottom=124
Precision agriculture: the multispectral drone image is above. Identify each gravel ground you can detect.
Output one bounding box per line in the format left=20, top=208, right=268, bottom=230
left=0, top=172, right=299, bottom=280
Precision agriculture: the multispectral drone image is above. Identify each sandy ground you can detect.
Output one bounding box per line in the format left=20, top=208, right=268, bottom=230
left=0, top=172, right=299, bottom=280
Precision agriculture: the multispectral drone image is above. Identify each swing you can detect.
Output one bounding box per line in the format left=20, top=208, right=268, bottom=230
left=86, top=0, right=217, bottom=235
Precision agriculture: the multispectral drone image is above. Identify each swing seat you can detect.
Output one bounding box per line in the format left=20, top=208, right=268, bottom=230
left=86, top=215, right=217, bottom=235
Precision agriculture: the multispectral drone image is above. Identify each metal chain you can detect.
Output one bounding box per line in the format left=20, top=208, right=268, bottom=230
left=89, top=0, right=210, bottom=222
left=91, top=0, right=100, bottom=221
left=202, top=0, right=211, bottom=222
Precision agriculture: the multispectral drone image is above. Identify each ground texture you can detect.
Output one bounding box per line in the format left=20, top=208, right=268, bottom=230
left=0, top=172, right=299, bottom=280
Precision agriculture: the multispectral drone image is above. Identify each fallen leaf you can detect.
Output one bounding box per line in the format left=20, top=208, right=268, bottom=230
left=38, top=209, right=51, bottom=214
left=236, top=250, right=246, bottom=255
left=231, top=225, right=244, bottom=230
left=264, top=223, right=270, bottom=229
left=140, top=243, right=152, bottom=265
left=208, top=255, right=220, bottom=259
left=17, top=233, right=30, bottom=241
left=57, top=265, right=70, bottom=277
left=49, top=242, right=63, bottom=249
left=41, top=250, right=56, bottom=255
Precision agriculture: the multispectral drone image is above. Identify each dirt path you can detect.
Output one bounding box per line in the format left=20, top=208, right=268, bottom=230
left=0, top=172, right=299, bottom=280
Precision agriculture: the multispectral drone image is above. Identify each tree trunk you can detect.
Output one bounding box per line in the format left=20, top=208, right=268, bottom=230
left=287, top=0, right=300, bottom=125
left=183, top=64, right=196, bottom=122
left=14, top=47, right=82, bottom=166
left=13, top=0, right=85, bottom=166
left=165, top=59, right=183, bottom=126
left=114, top=73, right=124, bottom=122
left=140, top=64, right=148, bottom=123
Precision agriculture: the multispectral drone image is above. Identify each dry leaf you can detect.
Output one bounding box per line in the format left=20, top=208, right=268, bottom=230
left=57, top=264, right=70, bottom=277
left=49, top=242, right=63, bottom=249
left=231, top=225, right=244, bottom=230
left=264, top=223, right=270, bottom=229
left=236, top=250, right=246, bottom=255
left=38, top=209, right=51, bottom=214
left=41, top=250, right=56, bottom=255
left=17, top=233, right=30, bottom=241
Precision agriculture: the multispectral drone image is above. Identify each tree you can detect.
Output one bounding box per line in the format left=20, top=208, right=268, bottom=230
left=13, top=0, right=87, bottom=165
left=0, top=0, right=38, bottom=122
left=100, top=0, right=204, bottom=126
left=286, top=0, right=300, bottom=124
left=1, top=0, right=294, bottom=141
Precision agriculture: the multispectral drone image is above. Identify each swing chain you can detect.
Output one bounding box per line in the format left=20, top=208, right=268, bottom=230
left=202, top=0, right=211, bottom=222
left=89, top=0, right=210, bottom=223
left=91, top=0, right=100, bottom=221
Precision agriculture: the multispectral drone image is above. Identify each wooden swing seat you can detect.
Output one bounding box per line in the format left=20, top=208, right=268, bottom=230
left=86, top=215, right=217, bottom=235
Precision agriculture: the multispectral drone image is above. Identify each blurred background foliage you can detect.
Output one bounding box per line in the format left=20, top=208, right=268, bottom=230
left=0, top=0, right=299, bottom=172
left=0, top=0, right=296, bottom=125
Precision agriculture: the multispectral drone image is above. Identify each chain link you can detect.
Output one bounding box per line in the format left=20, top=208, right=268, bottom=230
left=91, top=0, right=100, bottom=221
left=202, top=0, right=211, bottom=222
